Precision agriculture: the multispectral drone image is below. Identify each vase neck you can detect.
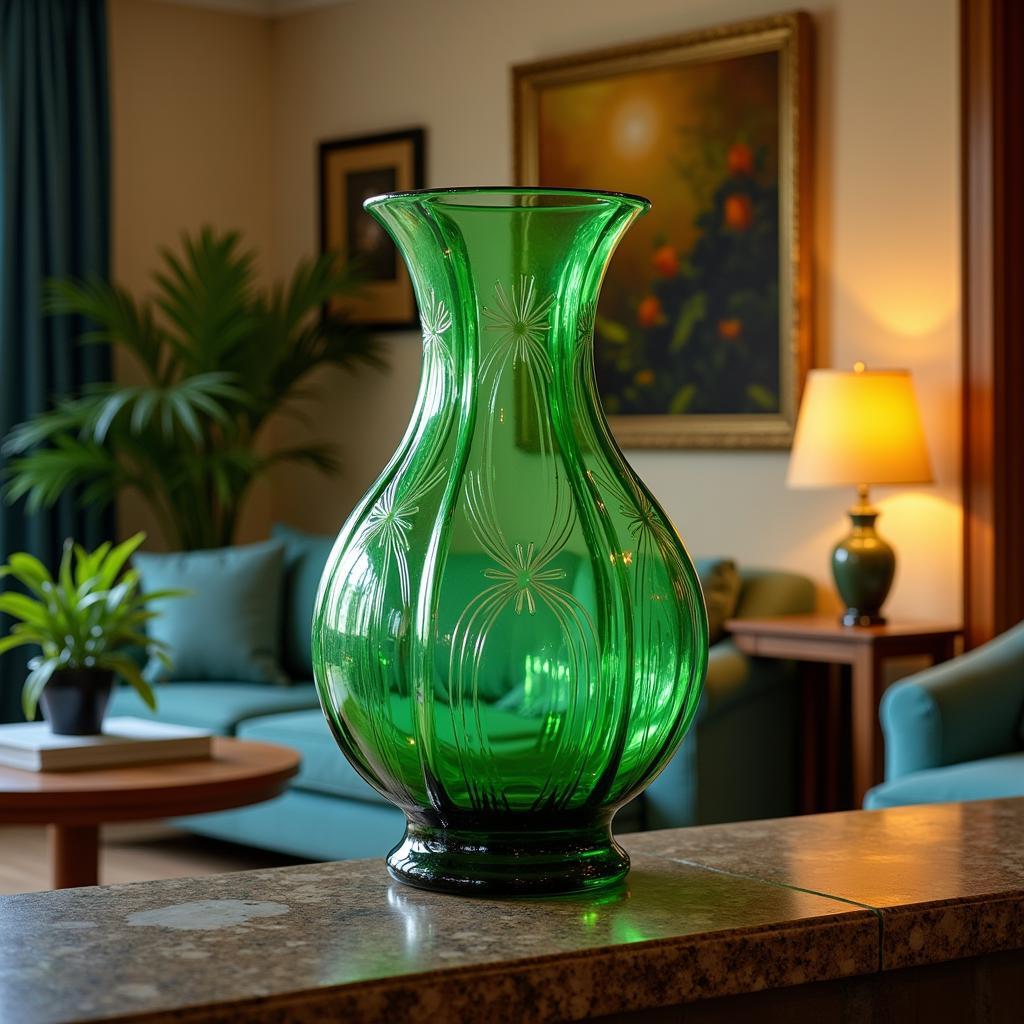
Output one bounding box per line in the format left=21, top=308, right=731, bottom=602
left=367, top=190, right=646, bottom=382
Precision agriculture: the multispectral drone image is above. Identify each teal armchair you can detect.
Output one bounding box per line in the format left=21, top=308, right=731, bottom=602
left=865, top=621, right=1024, bottom=809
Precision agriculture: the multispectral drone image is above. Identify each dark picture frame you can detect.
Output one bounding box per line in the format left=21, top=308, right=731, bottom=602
left=319, top=128, right=425, bottom=330
left=513, top=13, right=813, bottom=449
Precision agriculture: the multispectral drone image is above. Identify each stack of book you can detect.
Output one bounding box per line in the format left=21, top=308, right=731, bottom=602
left=0, top=718, right=213, bottom=772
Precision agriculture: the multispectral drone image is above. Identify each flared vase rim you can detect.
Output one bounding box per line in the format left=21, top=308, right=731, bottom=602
left=364, top=186, right=652, bottom=214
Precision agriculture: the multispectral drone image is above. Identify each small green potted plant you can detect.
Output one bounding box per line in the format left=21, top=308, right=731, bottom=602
left=0, top=533, right=182, bottom=735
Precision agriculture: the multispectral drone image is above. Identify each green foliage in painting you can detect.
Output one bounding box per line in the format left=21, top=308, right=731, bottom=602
left=596, top=142, right=781, bottom=417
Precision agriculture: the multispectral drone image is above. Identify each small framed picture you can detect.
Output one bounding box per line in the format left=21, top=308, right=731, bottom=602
left=319, top=127, right=425, bottom=329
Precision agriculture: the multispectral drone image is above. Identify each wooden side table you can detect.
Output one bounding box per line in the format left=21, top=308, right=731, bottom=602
left=0, top=738, right=299, bottom=889
left=725, top=616, right=962, bottom=809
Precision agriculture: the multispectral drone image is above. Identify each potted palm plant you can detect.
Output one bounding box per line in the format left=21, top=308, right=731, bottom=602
left=0, top=533, right=182, bottom=735
left=1, top=228, right=382, bottom=550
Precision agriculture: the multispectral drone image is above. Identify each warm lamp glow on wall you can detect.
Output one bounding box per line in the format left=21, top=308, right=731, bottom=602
left=787, top=365, right=933, bottom=626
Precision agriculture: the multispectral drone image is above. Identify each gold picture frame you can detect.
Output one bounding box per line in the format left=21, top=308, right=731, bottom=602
left=319, top=128, right=425, bottom=330
left=513, top=13, right=813, bottom=449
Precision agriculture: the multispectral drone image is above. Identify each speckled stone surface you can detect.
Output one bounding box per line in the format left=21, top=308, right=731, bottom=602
left=7, top=800, right=1024, bottom=1023
left=0, top=851, right=876, bottom=1024
left=623, top=798, right=1024, bottom=969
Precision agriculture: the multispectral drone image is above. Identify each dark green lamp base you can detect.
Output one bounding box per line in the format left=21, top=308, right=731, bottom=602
left=387, top=819, right=629, bottom=896
left=831, top=486, right=896, bottom=627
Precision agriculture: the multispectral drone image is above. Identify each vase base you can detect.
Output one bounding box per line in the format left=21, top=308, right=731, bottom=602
left=386, top=822, right=629, bottom=896
left=840, top=609, right=886, bottom=627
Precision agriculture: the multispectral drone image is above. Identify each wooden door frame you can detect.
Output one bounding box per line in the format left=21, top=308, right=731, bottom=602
left=961, top=0, right=1024, bottom=647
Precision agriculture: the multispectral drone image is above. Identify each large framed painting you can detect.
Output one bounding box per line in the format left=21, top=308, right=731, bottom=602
left=319, top=128, right=425, bottom=330
left=513, top=13, right=812, bottom=448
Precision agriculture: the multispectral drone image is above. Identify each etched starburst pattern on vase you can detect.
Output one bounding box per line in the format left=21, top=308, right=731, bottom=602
left=624, top=490, right=675, bottom=548
left=574, top=301, right=596, bottom=362
left=460, top=468, right=579, bottom=621
left=447, top=469, right=601, bottom=813
left=365, top=465, right=445, bottom=604
left=482, top=542, right=567, bottom=616
left=419, top=288, right=453, bottom=370
left=480, top=275, right=553, bottom=378
left=448, top=470, right=598, bottom=714
left=590, top=467, right=677, bottom=556
left=365, top=484, right=415, bottom=555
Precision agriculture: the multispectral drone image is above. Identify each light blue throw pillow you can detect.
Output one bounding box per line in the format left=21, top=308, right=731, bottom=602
left=135, top=540, right=287, bottom=685
left=272, top=523, right=335, bottom=681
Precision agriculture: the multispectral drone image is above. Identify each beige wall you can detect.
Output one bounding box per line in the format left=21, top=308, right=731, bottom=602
left=106, top=0, right=960, bottom=619
left=108, top=0, right=274, bottom=546
left=268, top=0, right=961, bottom=621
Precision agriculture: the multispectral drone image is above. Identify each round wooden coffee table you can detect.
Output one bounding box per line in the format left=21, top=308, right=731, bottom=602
left=0, top=738, right=300, bottom=889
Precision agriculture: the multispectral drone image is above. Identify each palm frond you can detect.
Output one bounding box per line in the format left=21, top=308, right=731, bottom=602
left=5, top=228, right=384, bottom=549
left=154, top=227, right=257, bottom=372
left=318, top=316, right=387, bottom=371
left=282, top=251, right=363, bottom=328
left=2, top=395, right=99, bottom=455
left=261, top=441, right=342, bottom=475
left=43, top=278, right=167, bottom=379
left=2, top=436, right=130, bottom=512
left=80, top=372, right=246, bottom=444
left=244, top=252, right=379, bottom=407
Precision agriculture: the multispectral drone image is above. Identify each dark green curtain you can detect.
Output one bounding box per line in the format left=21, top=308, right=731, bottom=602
left=0, top=0, right=112, bottom=720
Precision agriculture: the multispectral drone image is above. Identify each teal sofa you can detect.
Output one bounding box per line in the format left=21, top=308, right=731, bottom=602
left=110, top=561, right=814, bottom=862
left=865, top=621, right=1024, bottom=809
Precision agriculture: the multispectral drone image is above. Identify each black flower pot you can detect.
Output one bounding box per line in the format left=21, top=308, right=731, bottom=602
left=38, top=669, right=115, bottom=736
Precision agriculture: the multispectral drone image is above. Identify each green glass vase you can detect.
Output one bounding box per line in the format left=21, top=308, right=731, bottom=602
left=313, top=188, right=708, bottom=896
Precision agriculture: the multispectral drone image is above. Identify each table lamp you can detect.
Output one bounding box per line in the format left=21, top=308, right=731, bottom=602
left=786, top=364, right=933, bottom=626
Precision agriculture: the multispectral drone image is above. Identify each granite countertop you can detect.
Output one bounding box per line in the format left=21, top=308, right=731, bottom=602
left=626, top=797, right=1024, bottom=971
left=3, top=798, right=1024, bottom=1024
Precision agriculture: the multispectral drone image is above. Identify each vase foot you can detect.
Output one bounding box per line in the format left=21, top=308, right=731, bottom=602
left=386, top=822, right=629, bottom=896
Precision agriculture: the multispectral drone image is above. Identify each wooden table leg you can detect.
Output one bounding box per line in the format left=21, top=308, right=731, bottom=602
left=850, top=648, right=884, bottom=808
left=799, top=664, right=821, bottom=815
left=932, top=635, right=959, bottom=664
left=49, top=824, right=100, bottom=889
left=822, top=664, right=845, bottom=811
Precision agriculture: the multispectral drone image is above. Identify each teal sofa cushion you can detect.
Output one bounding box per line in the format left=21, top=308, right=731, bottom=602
left=238, top=709, right=388, bottom=804
left=239, top=702, right=539, bottom=804
left=181, top=788, right=405, bottom=862
left=135, top=540, right=287, bottom=685
left=694, top=557, right=741, bottom=644
left=272, top=523, right=334, bottom=681
left=864, top=752, right=1024, bottom=809
left=108, top=682, right=320, bottom=735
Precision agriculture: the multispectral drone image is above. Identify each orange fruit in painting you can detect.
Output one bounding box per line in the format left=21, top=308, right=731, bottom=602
left=718, top=318, right=743, bottom=341
left=634, top=368, right=655, bottom=387
left=651, top=244, right=679, bottom=277
left=727, top=142, right=754, bottom=176
left=723, top=194, right=754, bottom=231
left=637, top=295, right=664, bottom=327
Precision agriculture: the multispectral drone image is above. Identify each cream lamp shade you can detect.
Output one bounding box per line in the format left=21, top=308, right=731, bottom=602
left=787, top=367, right=933, bottom=488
